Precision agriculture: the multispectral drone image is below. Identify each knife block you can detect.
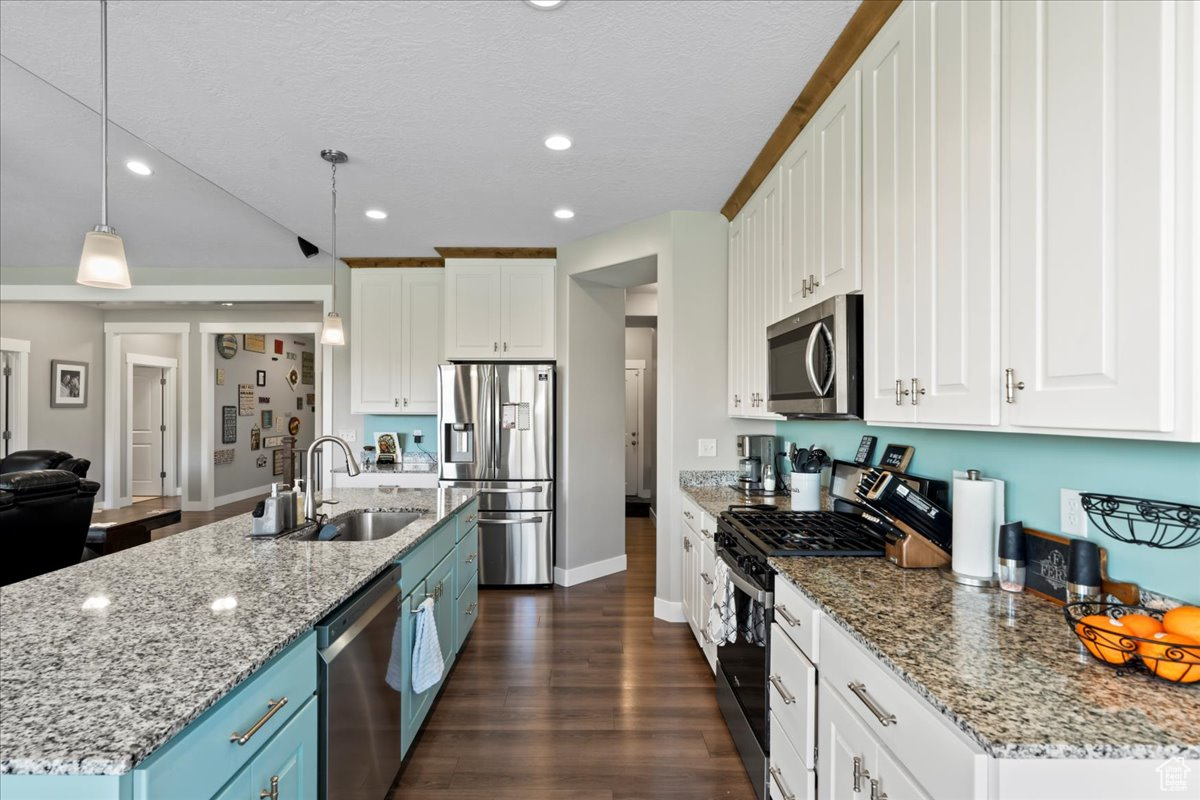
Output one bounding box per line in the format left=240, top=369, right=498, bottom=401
left=885, top=520, right=951, bottom=569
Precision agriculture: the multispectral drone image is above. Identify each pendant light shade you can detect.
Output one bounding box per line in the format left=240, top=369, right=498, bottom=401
left=320, top=149, right=348, bottom=346
left=320, top=311, right=345, bottom=346
left=78, top=226, right=131, bottom=289
left=77, top=0, right=132, bottom=289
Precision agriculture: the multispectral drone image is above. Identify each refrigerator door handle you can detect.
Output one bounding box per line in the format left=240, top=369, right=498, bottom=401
left=479, top=486, right=544, bottom=495
left=479, top=516, right=545, bottom=526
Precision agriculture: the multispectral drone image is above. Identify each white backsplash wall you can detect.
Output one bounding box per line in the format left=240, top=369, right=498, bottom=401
left=213, top=334, right=315, bottom=499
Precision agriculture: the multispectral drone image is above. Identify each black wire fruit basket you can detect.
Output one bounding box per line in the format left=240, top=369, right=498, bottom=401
left=1079, top=494, right=1200, bottom=550
left=1064, top=602, right=1200, bottom=684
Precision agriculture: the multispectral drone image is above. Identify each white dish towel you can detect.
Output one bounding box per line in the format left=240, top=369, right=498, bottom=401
left=708, top=557, right=737, bottom=645
left=410, top=597, right=445, bottom=694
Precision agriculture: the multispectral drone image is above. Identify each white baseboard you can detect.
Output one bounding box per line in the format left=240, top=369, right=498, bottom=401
left=553, top=553, right=627, bottom=587
left=654, top=597, right=686, bottom=623
left=182, top=499, right=210, bottom=512
left=213, top=483, right=272, bottom=508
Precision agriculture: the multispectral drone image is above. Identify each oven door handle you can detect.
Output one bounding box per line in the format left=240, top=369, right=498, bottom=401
left=718, top=553, right=773, bottom=609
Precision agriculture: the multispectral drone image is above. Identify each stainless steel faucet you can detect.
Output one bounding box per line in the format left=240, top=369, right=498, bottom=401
left=304, top=436, right=361, bottom=522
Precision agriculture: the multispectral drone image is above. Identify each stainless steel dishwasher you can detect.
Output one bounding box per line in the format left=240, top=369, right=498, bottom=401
left=317, top=563, right=403, bottom=800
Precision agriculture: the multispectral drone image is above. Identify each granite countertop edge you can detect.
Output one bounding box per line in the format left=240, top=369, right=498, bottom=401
left=0, top=488, right=477, bottom=777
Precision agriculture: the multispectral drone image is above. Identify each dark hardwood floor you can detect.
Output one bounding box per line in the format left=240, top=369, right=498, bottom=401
left=392, top=516, right=756, bottom=800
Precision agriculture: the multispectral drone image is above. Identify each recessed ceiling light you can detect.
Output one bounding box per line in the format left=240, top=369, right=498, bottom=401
left=125, top=160, right=153, bottom=176
left=554, top=208, right=575, bottom=220
left=526, top=0, right=565, bottom=8
left=365, top=209, right=388, bottom=220
left=544, top=135, right=572, bottom=151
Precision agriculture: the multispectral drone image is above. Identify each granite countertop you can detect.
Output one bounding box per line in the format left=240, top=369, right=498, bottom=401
left=680, top=483, right=1198, bottom=761
left=681, top=484, right=827, bottom=519
left=0, top=487, right=477, bottom=777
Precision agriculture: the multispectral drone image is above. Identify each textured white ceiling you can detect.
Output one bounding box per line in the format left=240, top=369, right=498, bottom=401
left=0, top=0, right=859, bottom=269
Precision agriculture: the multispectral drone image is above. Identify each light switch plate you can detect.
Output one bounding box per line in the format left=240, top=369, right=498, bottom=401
left=1060, top=488, right=1087, bottom=536
left=698, top=438, right=717, bottom=458
left=337, top=430, right=357, bottom=442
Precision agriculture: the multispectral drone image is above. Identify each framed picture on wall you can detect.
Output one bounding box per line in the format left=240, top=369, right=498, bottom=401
left=374, top=432, right=400, bottom=458
left=243, top=334, right=266, bottom=354
left=256, top=369, right=267, bottom=387
left=261, top=409, right=274, bottom=430
left=50, top=360, right=88, bottom=408
left=272, top=448, right=285, bottom=476
left=221, top=406, right=237, bottom=444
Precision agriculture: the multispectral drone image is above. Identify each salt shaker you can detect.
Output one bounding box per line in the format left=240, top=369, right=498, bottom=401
left=763, top=463, right=776, bottom=492
left=997, top=521, right=1027, bottom=593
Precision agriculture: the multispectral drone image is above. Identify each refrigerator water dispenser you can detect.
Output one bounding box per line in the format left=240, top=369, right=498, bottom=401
left=446, top=423, right=475, bottom=463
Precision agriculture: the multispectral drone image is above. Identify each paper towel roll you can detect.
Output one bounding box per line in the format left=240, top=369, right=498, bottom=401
left=952, top=475, right=998, bottom=579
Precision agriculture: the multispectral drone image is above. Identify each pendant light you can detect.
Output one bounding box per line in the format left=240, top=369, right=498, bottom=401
left=77, top=0, right=131, bottom=289
left=319, top=149, right=348, bottom=346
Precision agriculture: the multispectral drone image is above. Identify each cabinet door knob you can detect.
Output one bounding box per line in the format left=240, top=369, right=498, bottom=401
left=1005, top=368, right=1026, bottom=403
left=403, top=397, right=409, bottom=407
left=910, top=378, right=925, bottom=405
left=494, top=342, right=499, bottom=352
left=871, top=778, right=888, bottom=800
left=259, top=775, right=279, bottom=800
left=894, top=380, right=910, bottom=406
left=394, top=398, right=400, bottom=407
left=853, top=756, right=869, bottom=793
left=503, top=341, right=509, bottom=352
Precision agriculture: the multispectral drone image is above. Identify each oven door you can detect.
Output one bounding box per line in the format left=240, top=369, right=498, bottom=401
left=766, top=294, right=862, bottom=418
left=715, top=551, right=773, bottom=749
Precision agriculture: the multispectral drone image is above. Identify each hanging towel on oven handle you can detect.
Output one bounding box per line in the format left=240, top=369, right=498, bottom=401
left=708, top=556, right=737, bottom=644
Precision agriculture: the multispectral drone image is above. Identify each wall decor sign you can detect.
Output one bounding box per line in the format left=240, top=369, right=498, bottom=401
left=296, top=397, right=304, bottom=411
left=261, top=409, right=274, bottom=430
left=288, top=416, right=301, bottom=435
left=238, top=384, right=255, bottom=415
left=293, top=340, right=307, bottom=347
left=214, top=448, right=235, bottom=466
left=272, top=448, right=286, bottom=476
left=258, top=396, right=270, bottom=404
left=216, top=334, right=238, bottom=359
left=50, top=360, right=88, bottom=408
left=287, top=368, right=300, bottom=388
left=305, top=393, right=315, bottom=405
left=243, top=334, right=266, bottom=354
left=215, top=368, right=225, bottom=386
left=263, top=435, right=285, bottom=448
left=256, top=455, right=268, bottom=469
left=274, top=339, right=284, bottom=355
left=250, top=424, right=261, bottom=451
left=301, top=351, right=314, bottom=385
left=221, top=406, right=237, bottom=444
left=375, top=432, right=400, bottom=457
left=256, top=369, right=267, bottom=387
left=286, top=351, right=297, bottom=361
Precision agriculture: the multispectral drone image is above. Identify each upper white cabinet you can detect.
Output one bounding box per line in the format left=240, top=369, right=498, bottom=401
left=729, top=170, right=783, bottom=419
left=444, top=259, right=556, bottom=360
left=1002, top=0, right=1187, bottom=435
left=778, top=127, right=815, bottom=321
left=350, top=268, right=444, bottom=414
left=863, top=0, right=1001, bottom=426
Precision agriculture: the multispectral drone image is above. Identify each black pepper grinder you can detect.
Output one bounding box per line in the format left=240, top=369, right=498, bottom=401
left=1067, top=539, right=1103, bottom=614
left=997, top=521, right=1026, bottom=593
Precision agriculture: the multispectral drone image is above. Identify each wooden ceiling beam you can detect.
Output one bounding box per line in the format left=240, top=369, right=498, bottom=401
left=720, top=0, right=901, bottom=220
left=434, top=247, right=557, bottom=259
left=343, top=257, right=445, bottom=269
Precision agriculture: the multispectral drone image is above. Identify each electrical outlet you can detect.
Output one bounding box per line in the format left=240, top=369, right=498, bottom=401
left=698, top=438, right=717, bottom=458
left=413, top=430, right=423, bottom=443
left=337, top=430, right=357, bottom=442
left=1060, top=489, right=1087, bottom=536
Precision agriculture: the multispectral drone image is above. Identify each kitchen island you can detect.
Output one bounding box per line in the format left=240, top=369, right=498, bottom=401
left=0, top=486, right=477, bottom=791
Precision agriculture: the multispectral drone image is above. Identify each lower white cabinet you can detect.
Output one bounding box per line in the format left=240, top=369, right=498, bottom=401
left=680, top=492, right=717, bottom=672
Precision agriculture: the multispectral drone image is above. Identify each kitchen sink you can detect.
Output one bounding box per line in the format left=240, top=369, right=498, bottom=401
left=288, top=510, right=421, bottom=542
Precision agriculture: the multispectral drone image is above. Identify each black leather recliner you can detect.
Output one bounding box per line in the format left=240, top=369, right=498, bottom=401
left=0, top=449, right=91, bottom=478
left=0, top=469, right=101, bottom=586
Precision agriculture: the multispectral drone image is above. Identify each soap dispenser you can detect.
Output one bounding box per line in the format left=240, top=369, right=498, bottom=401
left=251, top=483, right=288, bottom=536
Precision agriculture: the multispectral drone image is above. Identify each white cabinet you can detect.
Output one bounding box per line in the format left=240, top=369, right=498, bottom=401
left=1002, top=0, right=1184, bottom=434
left=864, top=0, right=1001, bottom=427
left=729, top=170, right=783, bottom=419
left=680, top=492, right=717, bottom=672
left=810, top=67, right=862, bottom=303
left=444, top=259, right=555, bottom=360
left=681, top=525, right=698, bottom=641
left=350, top=268, right=444, bottom=414
left=779, top=126, right=816, bottom=321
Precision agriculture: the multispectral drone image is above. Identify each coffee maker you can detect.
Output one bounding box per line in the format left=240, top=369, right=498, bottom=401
left=736, top=435, right=777, bottom=493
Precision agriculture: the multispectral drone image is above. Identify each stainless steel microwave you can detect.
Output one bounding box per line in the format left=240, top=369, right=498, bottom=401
left=766, top=294, right=863, bottom=418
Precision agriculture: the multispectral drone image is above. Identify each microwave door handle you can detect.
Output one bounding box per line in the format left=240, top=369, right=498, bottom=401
left=804, top=321, right=836, bottom=397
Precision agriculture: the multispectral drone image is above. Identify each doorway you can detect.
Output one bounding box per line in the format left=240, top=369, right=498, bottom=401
left=625, top=363, right=645, bottom=498
left=126, top=353, right=178, bottom=503
left=625, top=283, right=657, bottom=519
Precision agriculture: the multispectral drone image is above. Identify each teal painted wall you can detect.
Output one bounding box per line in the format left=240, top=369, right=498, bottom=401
left=774, top=420, right=1200, bottom=604
left=364, top=415, right=438, bottom=458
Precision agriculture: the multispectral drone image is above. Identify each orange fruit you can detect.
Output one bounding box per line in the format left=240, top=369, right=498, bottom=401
left=1075, top=615, right=1135, bottom=664
left=1118, top=613, right=1164, bottom=639
left=1137, top=631, right=1200, bottom=683
left=1162, top=605, right=1200, bottom=643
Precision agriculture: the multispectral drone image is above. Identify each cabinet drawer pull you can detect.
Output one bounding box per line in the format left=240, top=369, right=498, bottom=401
left=701, top=629, right=713, bottom=644
left=847, top=681, right=897, bottom=726
left=259, top=775, right=279, bottom=800
left=776, top=604, right=801, bottom=628
left=768, top=674, right=796, bottom=705
left=230, top=697, right=288, bottom=745
left=465, top=552, right=478, bottom=564
left=684, top=511, right=694, bottom=520
left=769, top=765, right=797, bottom=800
left=701, top=528, right=712, bottom=540
left=853, top=756, right=868, bottom=793
left=465, top=602, right=478, bottom=616
left=700, top=572, right=714, bottom=586
left=467, top=513, right=478, bottom=523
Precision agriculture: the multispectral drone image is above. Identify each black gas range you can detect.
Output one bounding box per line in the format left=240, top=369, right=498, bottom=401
left=713, top=504, right=886, bottom=800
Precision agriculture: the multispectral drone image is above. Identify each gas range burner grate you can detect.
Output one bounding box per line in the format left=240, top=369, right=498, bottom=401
left=722, top=508, right=885, bottom=557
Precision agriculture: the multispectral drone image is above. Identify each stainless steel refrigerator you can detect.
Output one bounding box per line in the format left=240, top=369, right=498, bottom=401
left=438, top=363, right=555, bottom=586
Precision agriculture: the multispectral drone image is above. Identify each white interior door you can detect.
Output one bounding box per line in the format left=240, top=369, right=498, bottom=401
left=624, top=368, right=642, bottom=496
left=131, top=365, right=164, bottom=497
left=0, top=351, right=10, bottom=458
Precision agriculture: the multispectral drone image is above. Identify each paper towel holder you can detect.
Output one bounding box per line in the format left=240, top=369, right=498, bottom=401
left=939, top=469, right=1000, bottom=589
